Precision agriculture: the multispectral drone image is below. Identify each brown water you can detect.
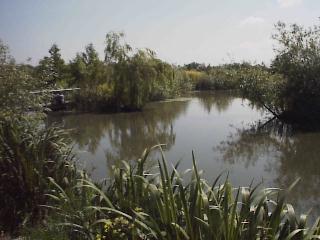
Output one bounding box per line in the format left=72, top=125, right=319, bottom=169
left=47, top=91, right=320, bottom=220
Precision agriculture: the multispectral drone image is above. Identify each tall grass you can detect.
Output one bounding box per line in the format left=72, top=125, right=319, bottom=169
left=0, top=117, right=78, bottom=234
left=0, top=118, right=318, bottom=239
left=44, top=145, right=320, bottom=240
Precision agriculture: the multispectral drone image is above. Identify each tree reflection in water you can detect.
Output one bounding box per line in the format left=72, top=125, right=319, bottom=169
left=216, top=118, right=320, bottom=220
left=47, top=99, right=190, bottom=173
left=194, top=91, right=236, bottom=113
left=47, top=92, right=320, bottom=221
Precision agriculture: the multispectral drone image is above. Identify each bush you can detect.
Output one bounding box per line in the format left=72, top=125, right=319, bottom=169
left=0, top=40, right=46, bottom=117
left=188, top=65, right=245, bottom=91
left=239, top=67, right=286, bottom=118
left=271, top=21, right=320, bottom=120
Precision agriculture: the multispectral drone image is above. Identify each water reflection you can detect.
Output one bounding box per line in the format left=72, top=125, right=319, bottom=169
left=216, top=119, right=320, bottom=219
left=48, top=91, right=320, bottom=220
left=47, top=99, right=190, bottom=174
left=192, top=91, right=236, bottom=113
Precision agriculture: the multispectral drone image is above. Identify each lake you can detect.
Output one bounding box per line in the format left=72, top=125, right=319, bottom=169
left=47, top=91, right=320, bottom=221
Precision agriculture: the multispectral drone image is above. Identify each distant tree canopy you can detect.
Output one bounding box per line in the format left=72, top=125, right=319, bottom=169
left=184, top=62, right=208, bottom=71
left=66, top=32, right=193, bottom=111
left=37, top=44, right=66, bottom=87
left=2, top=20, right=320, bottom=121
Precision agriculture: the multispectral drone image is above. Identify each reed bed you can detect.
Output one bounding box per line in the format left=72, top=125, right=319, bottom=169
left=0, top=117, right=77, bottom=234
left=43, top=146, right=320, bottom=240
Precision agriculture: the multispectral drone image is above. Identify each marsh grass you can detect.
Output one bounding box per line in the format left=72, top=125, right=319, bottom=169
left=44, top=145, right=320, bottom=240
left=0, top=117, right=77, bottom=234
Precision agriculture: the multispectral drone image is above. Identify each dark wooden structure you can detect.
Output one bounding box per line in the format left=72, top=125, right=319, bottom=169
left=30, top=88, right=80, bottom=111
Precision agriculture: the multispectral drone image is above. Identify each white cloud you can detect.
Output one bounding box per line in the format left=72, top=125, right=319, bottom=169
left=240, top=16, right=266, bottom=27
left=277, top=0, right=303, bottom=8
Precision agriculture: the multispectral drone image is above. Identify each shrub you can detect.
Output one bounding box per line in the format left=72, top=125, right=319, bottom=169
left=271, top=21, right=320, bottom=120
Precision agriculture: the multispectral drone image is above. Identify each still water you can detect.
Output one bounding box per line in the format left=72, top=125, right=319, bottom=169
left=48, top=91, right=320, bottom=219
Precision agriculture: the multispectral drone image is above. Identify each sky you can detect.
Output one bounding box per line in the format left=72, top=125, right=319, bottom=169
left=0, top=0, right=319, bottom=65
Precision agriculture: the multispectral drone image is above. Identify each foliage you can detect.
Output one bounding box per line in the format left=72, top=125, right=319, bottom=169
left=105, top=33, right=192, bottom=110
left=184, top=62, right=208, bottom=71
left=0, top=40, right=45, bottom=117
left=185, top=63, right=251, bottom=91
left=239, top=66, right=286, bottom=118
left=240, top=20, right=320, bottom=122
left=270, top=21, right=320, bottom=120
left=68, top=32, right=192, bottom=112
left=43, top=146, right=320, bottom=240
left=69, top=43, right=113, bottom=111
left=0, top=117, right=77, bottom=234
left=36, top=43, right=68, bottom=88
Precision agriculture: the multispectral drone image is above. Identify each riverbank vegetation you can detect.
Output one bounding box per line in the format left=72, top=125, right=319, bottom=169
left=35, top=32, right=193, bottom=112
left=182, top=21, right=320, bottom=124
left=3, top=19, right=319, bottom=122
left=0, top=40, right=47, bottom=117
left=1, top=19, right=320, bottom=239
left=239, top=21, right=320, bottom=123
left=1, top=121, right=320, bottom=239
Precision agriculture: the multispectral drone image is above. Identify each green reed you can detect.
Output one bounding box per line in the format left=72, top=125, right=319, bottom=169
left=45, top=145, right=320, bottom=240
left=0, top=117, right=77, bottom=234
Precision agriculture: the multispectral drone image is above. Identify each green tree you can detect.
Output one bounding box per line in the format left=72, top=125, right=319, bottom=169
left=271, top=21, right=320, bottom=120
left=104, top=31, right=131, bottom=63
left=66, top=32, right=192, bottom=112
left=240, top=20, right=320, bottom=123
left=70, top=43, right=107, bottom=88
left=70, top=43, right=113, bottom=111
left=104, top=32, right=191, bottom=110
left=37, top=43, right=66, bottom=87
left=0, top=40, right=43, bottom=117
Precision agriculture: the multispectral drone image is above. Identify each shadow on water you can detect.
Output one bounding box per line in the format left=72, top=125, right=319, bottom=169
left=215, top=118, right=320, bottom=221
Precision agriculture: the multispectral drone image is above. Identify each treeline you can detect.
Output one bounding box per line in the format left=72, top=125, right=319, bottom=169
left=30, top=32, right=193, bottom=111
left=5, top=31, right=259, bottom=113
left=2, top=19, right=320, bottom=121
left=30, top=37, right=262, bottom=112
left=184, top=62, right=264, bottom=91
left=1, top=33, right=247, bottom=117
left=184, top=21, right=320, bottom=123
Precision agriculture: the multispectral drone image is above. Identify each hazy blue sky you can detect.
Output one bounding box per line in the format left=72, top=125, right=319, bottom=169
left=0, top=0, right=319, bottom=65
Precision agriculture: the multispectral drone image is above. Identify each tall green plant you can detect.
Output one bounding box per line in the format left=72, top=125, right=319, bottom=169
left=45, top=146, right=320, bottom=240
left=0, top=117, right=77, bottom=234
